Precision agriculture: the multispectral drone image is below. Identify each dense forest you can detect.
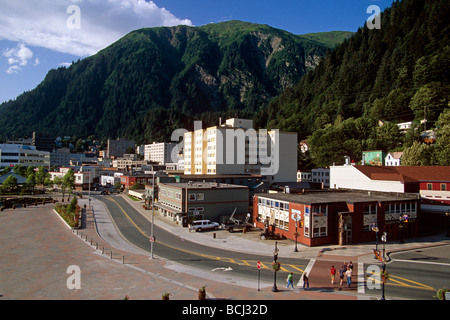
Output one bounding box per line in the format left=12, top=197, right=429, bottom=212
left=258, top=0, right=449, bottom=167
left=0, top=21, right=347, bottom=144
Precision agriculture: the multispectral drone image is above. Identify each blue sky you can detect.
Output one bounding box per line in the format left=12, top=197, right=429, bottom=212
left=0, top=0, right=394, bottom=104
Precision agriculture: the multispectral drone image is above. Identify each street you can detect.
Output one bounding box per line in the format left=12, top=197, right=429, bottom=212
left=98, top=195, right=311, bottom=288
left=98, top=194, right=450, bottom=300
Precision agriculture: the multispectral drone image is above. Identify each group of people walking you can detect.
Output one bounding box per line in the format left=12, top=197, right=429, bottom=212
left=331, top=261, right=353, bottom=287
left=286, top=261, right=354, bottom=290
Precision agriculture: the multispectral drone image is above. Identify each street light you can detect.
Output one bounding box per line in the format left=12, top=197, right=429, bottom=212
left=444, top=210, right=450, bottom=237
left=292, top=212, right=301, bottom=253
left=150, top=171, right=155, bottom=259
left=272, top=241, right=279, bottom=292
left=381, top=232, right=387, bottom=300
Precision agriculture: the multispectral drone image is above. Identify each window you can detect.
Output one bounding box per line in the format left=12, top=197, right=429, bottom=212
left=188, top=193, right=196, bottom=201
left=196, top=193, right=204, bottom=201
left=363, top=204, right=377, bottom=232
left=441, top=184, right=447, bottom=191
left=427, top=183, right=433, bottom=190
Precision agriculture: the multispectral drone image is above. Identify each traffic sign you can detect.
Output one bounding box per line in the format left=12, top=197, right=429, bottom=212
left=257, top=260, right=261, bottom=270
left=149, top=236, right=155, bottom=243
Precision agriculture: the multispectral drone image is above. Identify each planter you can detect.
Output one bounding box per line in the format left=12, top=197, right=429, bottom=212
left=198, top=287, right=206, bottom=300
left=162, top=293, right=170, bottom=300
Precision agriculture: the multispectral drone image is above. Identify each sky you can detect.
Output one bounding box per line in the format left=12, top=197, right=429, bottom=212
left=0, top=0, right=394, bottom=104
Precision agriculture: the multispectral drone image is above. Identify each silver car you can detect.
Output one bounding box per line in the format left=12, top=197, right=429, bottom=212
left=189, top=220, right=220, bottom=232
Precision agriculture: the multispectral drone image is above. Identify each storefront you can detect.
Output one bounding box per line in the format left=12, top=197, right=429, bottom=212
left=253, top=190, right=419, bottom=247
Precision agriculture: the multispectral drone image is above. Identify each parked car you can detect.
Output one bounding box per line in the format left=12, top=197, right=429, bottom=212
left=189, top=220, right=220, bottom=232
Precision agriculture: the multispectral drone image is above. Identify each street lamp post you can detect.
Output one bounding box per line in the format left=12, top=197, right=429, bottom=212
left=446, top=210, right=450, bottom=237
left=272, top=241, right=279, bottom=292
left=150, top=172, right=155, bottom=259
left=381, top=232, right=387, bottom=300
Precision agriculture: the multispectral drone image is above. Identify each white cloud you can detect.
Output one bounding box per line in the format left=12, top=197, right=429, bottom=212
left=2, top=43, right=33, bottom=66
left=2, top=42, right=36, bottom=74
left=6, top=65, right=22, bottom=74
left=0, top=0, right=193, bottom=57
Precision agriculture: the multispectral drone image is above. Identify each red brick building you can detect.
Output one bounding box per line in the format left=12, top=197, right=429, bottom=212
left=120, top=173, right=155, bottom=190
left=253, top=190, right=419, bottom=247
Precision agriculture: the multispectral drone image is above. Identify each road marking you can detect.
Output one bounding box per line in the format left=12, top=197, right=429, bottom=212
left=392, top=259, right=450, bottom=267
left=289, top=264, right=305, bottom=273
left=358, top=262, right=365, bottom=294
left=297, top=259, right=315, bottom=287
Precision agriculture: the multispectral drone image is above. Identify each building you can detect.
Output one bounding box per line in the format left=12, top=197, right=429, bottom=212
left=385, top=152, right=403, bottom=166
left=0, top=144, right=50, bottom=169
left=144, top=142, right=177, bottom=165
left=50, top=148, right=89, bottom=167
left=120, top=173, right=158, bottom=190
left=107, top=138, right=135, bottom=159
left=100, top=170, right=123, bottom=186
left=330, top=165, right=450, bottom=210
left=112, top=154, right=152, bottom=170
left=32, top=132, right=54, bottom=152
left=311, top=168, right=330, bottom=188
left=183, top=118, right=297, bottom=182
left=297, top=171, right=312, bottom=182
left=155, top=181, right=249, bottom=224
left=253, top=190, right=420, bottom=247
left=49, top=165, right=101, bottom=191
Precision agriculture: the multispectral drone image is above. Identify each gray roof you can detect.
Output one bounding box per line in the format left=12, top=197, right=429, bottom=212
left=256, top=190, right=418, bottom=205
left=0, top=172, right=28, bottom=184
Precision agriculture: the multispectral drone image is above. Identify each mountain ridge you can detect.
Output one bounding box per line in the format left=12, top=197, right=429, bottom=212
left=0, top=20, right=347, bottom=143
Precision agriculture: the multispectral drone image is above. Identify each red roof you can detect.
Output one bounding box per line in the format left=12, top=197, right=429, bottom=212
left=354, top=165, right=450, bottom=182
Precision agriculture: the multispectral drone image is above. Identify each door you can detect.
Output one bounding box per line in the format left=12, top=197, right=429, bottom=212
left=344, top=216, right=352, bottom=244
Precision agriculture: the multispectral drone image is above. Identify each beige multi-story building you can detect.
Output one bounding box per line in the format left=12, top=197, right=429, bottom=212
left=183, top=118, right=297, bottom=182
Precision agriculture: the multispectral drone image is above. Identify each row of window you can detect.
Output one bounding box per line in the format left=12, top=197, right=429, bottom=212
left=426, top=183, right=447, bottom=191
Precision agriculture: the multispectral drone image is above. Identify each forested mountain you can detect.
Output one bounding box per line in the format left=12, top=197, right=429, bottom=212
left=0, top=20, right=341, bottom=143
left=259, top=0, right=449, bottom=167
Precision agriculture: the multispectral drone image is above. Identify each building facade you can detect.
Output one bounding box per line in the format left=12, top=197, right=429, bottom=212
left=385, top=152, right=403, bottom=166
left=183, top=118, right=297, bottom=182
left=144, top=142, right=177, bottom=165
left=0, top=144, right=50, bottom=169
left=156, top=182, right=249, bottom=224
left=253, top=190, right=420, bottom=247
left=107, top=138, right=135, bottom=159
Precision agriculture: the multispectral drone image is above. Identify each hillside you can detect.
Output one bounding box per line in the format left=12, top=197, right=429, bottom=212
left=0, top=20, right=335, bottom=143
left=259, top=0, right=449, bottom=167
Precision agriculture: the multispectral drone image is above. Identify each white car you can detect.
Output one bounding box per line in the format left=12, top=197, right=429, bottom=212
left=189, top=220, right=220, bottom=232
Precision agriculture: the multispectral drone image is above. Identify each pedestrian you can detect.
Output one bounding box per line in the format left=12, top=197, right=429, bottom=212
left=286, top=272, right=294, bottom=289
left=330, top=265, right=336, bottom=284
left=339, top=265, right=345, bottom=285
left=348, top=261, right=353, bottom=270
left=302, top=272, right=309, bottom=289
left=345, top=267, right=353, bottom=287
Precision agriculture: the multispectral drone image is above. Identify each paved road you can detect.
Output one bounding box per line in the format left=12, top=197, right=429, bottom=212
left=99, top=195, right=311, bottom=286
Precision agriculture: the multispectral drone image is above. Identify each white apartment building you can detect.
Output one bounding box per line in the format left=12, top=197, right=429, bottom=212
left=144, top=142, right=177, bottom=165
left=183, top=118, right=297, bottom=182
left=0, top=144, right=50, bottom=169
